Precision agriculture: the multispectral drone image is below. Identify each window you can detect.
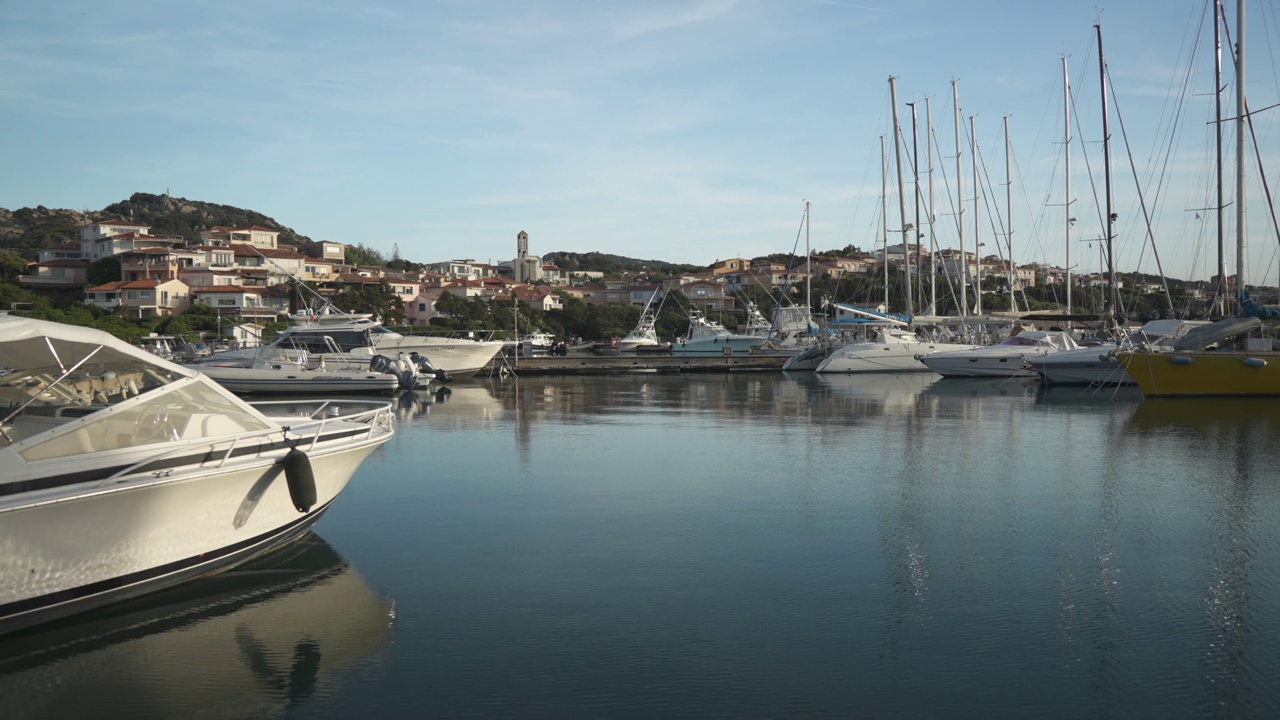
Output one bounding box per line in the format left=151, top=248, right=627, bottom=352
left=141, top=290, right=152, bottom=300
left=127, top=290, right=138, bottom=300
left=161, top=291, right=170, bottom=305
left=217, top=298, right=236, bottom=306
left=418, top=303, right=426, bottom=311
left=51, top=268, right=66, bottom=278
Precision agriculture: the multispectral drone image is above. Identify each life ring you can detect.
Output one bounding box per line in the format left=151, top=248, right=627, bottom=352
left=611, top=337, right=621, bottom=348
left=765, top=342, right=776, bottom=349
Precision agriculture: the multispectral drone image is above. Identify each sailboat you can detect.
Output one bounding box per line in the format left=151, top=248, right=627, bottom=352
left=1116, top=0, right=1280, bottom=397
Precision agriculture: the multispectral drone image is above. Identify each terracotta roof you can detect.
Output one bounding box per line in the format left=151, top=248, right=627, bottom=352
left=37, top=259, right=89, bottom=268
left=191, top=285, right=261, bottom=294
left=87, top=279, right=160, bottom=292
left=227, top=243, right=303, bottom=258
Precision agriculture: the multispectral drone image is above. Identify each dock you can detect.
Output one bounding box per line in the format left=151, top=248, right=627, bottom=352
left=496, top=352, right=789, bottom=376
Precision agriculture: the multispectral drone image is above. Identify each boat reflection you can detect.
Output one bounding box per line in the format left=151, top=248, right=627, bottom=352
left=1125, top=398, right=1280, bottom=440
left=0, top=535, right=393, bottom=719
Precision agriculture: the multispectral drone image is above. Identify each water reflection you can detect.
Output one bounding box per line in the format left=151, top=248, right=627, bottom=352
left=0, top=535, right=393, bottom=719
left=389, top=374, right=1280, bottom=715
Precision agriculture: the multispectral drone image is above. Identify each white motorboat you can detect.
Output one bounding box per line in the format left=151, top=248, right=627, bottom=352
left=197, top=350, right=405, bottom=394
left=816, top=329, right=980, bottom=373
left=670, top=309, right=768, bottom=356
left=201, top=311, right=502, bottom=380
left=518, top=330, right=556, bottom=354
left=920, top=330, right=1080, bottom=378
left=1028, top=319, right=1194, bottom=386
left=618, top=292, right=662, bottom=352
left=0, top=315, right=394, bottom=635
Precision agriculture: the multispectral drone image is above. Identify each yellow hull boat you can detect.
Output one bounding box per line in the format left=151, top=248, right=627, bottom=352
left=1116, top=350, right=1280, bottom=398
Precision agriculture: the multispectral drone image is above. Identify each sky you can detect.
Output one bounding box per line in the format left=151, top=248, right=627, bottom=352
left=2, top=0, right=1278, bottom=283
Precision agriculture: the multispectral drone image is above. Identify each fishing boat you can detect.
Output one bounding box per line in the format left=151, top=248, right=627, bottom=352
left=0, top=315, right=394, bottom=635
left=618, top=291, right=662, bottom=352
left=670, top=309, right=768, bottom=356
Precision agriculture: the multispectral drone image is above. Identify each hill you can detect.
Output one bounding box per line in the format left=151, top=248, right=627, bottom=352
left=542, top=250, right=703, bottom=276
left=0, top=192, right=311, bottom=261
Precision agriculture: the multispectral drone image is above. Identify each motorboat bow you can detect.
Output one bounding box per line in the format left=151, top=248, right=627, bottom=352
left=0, top=315, right=394, bottom=635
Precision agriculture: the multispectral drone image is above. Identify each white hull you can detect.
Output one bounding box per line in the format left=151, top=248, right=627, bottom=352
left=670, top=335, right=766, bottom=356
left=1029, top=345, right=1133, bottom=385
left=618, top=338, right=659, bottom=352
left=817, top=341, right=979, bottom=373
left=315, top=339, right=502, bottom=379
left=0, top=437, right=382, bottom=635
left=920, top=353, right=1041, bottom=377
left=921, top=331, right=1080, bottom=378
left=205, top=338, right=502, bottom=380
left=198, top=365, right=401, bottom=394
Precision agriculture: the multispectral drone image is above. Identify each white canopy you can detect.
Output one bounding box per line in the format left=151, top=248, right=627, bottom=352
left=0, top=315, right=196, bottom=377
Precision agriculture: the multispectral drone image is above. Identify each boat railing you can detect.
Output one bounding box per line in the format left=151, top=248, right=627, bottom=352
left=96, top=401, right=393, bottom=487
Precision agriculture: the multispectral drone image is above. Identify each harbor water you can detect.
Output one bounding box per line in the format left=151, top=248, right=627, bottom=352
left=3, top=373, right=1279, bottom=718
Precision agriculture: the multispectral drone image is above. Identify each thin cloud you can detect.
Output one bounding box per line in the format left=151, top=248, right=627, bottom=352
left=613, top=0, right=740, bottom=39
left=809, top=0, right=890, bottom=12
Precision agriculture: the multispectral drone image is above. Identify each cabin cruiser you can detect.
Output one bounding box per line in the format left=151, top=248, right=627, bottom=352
left=0, top=315, right=393, bottom=634
left=816, top=328, right=980, bottom=373
left=1027, top=319, right=1193, bottom=386
left=199, top=311, right=503, bottom=379
left=920, top=330, right=1080, bottom=378
left=670, top=309, right=768, bottom=356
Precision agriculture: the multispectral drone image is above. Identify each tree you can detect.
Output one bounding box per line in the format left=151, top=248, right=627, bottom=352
left=86, top=257, right=122, bottom=287
left=344, top=243, right=387, bottom=268
left=0, top=249, right=28, bottom=282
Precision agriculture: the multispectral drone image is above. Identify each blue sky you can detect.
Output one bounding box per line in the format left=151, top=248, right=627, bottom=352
left=3, top=0, right=1277, bottom=283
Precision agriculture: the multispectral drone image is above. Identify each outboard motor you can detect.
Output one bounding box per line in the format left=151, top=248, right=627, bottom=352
left=410, top=352, right=452, bottom=383
left=371, top=353, right=418, bottom=390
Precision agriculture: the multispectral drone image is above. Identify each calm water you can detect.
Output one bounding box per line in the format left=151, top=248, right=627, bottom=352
left=3, top=373, right=1280, bottom=718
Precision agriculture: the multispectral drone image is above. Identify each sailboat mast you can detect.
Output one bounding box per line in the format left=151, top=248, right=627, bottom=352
left=1004, top=114, right=1016, bottom=313
left=889, top=76, right=914, bottom=314
left=971, top=114, right=982, bottom=315
left=927, top=96, right=937, bottom=314
left=1062, top=56, right=1073, bottom=316
left=805, top=200, right=812, bottom=322
left=1096, top=23, right=1120, bottom=318
left=953, top=80, right=967, bottom=316
left=908, top=101, right=922, bottom=313
left=1213, top=0, right=1227, bottom=315
left=881, top=135, right=890, bottom=310
left=1235, top=0, right=1247, bottom=305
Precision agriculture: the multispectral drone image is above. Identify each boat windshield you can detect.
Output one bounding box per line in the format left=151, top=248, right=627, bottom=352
left=5, top=374, right=273, bottom=459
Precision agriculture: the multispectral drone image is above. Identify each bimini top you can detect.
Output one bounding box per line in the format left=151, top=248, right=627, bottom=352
left=0, top=315, right=197, bottom=379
